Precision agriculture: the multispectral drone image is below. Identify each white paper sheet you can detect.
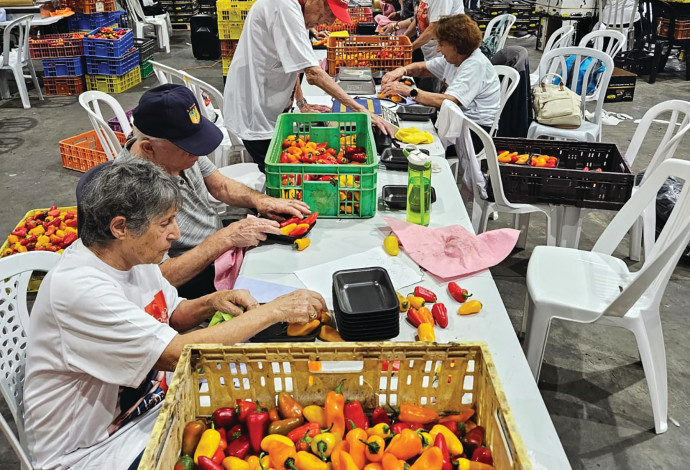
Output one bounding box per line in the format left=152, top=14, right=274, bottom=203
left=233, top=276, right=298, bottom=304
left=294, top=247, right=424, bottom=308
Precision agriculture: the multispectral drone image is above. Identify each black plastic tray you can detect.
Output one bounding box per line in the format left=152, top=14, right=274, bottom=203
left=397, top=105, right=436, bottom=121
left=380, top=147, right=429, bottom=171
left=382, top=185, right=437, bottom=210
left=332, top=267, right=398, bottom=317
left=266, top=220, right=316, bottom=244
left=249, top=321, right=321, bottom=342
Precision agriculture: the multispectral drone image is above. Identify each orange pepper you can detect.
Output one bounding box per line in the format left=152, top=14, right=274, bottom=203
left=409, top=446, right=443, bottom=470
left=345, top=428, right=367, bottom=469
left=287, top=147, right=302, bottom=156
left=338, top=452, right=360, bottom=470
left=417, top=306, right=434, bottom=325
left=331, top=440, right=350, bottom=470
left=268, top=441, right=297, bottom=470
left=442, top=409, right=475, bottom=423
left=362, top=435, right=385, bottom=462
left=364, top=464, right=384, bottom=470
left=381, top=453, right=405, bottom=470
left=455, top=458, right=495, bottom=470
left=325, top=380, right=346, bottom=438
left=398, top=404, right=438, bottom=424
left=268, top=408, right=280, bottom=422
left=384, top=428, right=422, bottom=460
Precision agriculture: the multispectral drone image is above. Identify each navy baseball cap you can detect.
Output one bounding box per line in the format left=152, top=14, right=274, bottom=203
left=133, top=84, right=223, bottom=156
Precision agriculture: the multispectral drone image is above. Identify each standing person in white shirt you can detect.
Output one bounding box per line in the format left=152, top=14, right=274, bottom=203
left=223, top=0, right=393, bottom=172
left=381, top=14, right=499, bottom=152
left=23, top=158, right=326, bottom=470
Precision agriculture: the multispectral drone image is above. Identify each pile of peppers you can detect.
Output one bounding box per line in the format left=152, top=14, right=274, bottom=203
left=175, top=383, right=495, bottom=470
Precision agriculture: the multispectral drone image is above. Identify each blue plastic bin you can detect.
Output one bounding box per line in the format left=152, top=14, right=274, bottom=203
left=85, top=48, right=140, bottom=75
left=67, top=11, right=124, bottom=31
left=83, top=27, right=134, bottom=58
left=42, top=57, right=85, bottom=77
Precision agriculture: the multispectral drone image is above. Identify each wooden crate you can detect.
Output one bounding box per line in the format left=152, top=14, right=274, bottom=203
left=656, top=18, right=690, bottom=40
left=139, top=342, right=531, bottom=470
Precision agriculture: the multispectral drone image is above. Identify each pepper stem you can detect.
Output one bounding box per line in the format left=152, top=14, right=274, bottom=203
left=348, top=419, right=357, bottom=429
left=317, top=440, right=328, bottom=462
left=285, top=458, right=299, bottom=470
left=359, top=438, right=380, bottom=454
left=334, top=379, right=345, bottom=395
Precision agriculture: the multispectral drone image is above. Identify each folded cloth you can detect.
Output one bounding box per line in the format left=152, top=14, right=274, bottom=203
left=384, top=217, right=520, bottom=279
left=395, top=127, right=434, bottom=144
left=214, top=247, right=245, bottom=291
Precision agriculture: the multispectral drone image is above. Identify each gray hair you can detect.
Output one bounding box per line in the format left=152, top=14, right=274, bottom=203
left=80, top=156, right=182, bottom=247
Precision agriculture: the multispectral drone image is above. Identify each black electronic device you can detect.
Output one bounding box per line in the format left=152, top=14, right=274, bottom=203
left=190, top=14, right=221, bottom=60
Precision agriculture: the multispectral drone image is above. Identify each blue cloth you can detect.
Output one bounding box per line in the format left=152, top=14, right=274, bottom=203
left=555, top=55, right=606, bottom=95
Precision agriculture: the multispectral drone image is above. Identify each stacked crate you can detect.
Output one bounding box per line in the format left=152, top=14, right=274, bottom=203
left=198, top=0, right=216, bottom=15
left=84, top=27, right=142, bottom=93
left=67, top=11, right=123, bottom=33
left=135, top=37, right=157, bottom=79
left=160, top=0, right=200, bottom=28
left=30, top=33, right=87, bottom=96
left=217, top=0, right=255, bottom=77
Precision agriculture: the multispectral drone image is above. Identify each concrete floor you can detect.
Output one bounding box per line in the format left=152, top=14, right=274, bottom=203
left=0, top=32, right=689, bottom=469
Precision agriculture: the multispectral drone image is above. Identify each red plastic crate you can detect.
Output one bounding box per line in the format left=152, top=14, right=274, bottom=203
left=220, top=39, right=238, bottom=58
left=327, top=35, right=412, bottom=76
left=315, top=7, right=373, bottom=34
left=29, top=33, right=85, bottom=59
left=59, top=0, right=115, bottom=14
left=43, top=76, right=86, bottom=95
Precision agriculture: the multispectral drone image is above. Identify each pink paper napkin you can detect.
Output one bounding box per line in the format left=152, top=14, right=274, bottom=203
left=214, top=247, right=245, bottom=291
left=384, top=217, right=520, bottom=280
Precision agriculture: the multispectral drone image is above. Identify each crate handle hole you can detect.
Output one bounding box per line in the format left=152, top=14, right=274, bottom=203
left=312, top=360, right=364, bottom=373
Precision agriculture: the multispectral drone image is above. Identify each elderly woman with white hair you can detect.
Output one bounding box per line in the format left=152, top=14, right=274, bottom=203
left=23, top=157, right=326, bottom=470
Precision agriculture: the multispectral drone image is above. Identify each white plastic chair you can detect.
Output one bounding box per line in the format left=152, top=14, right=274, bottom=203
left=522, top=158, right=690, bottom=434
left=0, top=251, right=61, bottom=470
left=484, top=14, right=517, bottom=52
left=598, top=0, right=640, bottom=48
left=0, top=15, right=43, bottom=109
left=124, top=0, right=171, bottom=54
left=438, top=101, right=560, bottom=247
left=150, top=59, right=188, bottom=86
left=78, top=91, right=131, bottom=161
left=529, top=25, right=575, bottom=85
left=527, top=47, right=614, bottom=142
left=578, top=29, right=627, bottom=60
left=556, top=100, right=690, bottom=258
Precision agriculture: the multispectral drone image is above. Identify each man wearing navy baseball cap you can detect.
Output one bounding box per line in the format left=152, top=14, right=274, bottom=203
left=223, top=0, right=394, bottom=171
left=77, top=84, right=310, bottom=299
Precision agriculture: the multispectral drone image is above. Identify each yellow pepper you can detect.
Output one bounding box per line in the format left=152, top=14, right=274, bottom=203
left=55, top=229, right=65, bottom=237
left=293, top=238, right=311, bottom=251
left=7, top=235, right=18, bottom=244
left=37, top=235, right=50, bottom=245
left=458, top=300, right=483, bottom=316
left=64, top=227, right=77, bottom=234
left=295, top=451, right=329, bottom=470
left=29, top=225, right=45, bottom=236
left=396, top=292, right=409, bottom=312
left=417, top=323, right=435, bottom=342
left=303, top=405, right=327, bottom=427
left=261, top=434, right=294, bottom=452
left=409, top=446, right=443, bottom=470
left=310, top=432, right=339, bottom=461
left=280, top=223, right=297, bottom=235
left=222, top=456, right=249, bottom=470
left=193, top=428, right=220, bottom=464
left=16, top=244, right=27, bottom=253
left=418, top=431, right=433, bottom=449
left=287, top=319, right=320, bottom=336
left=455, top=458, right=494, bottom=470
left=318, top=325, right=344, bottom=342
left=383, top=233, right=399, bottom=256
left=407, top=295, right=426, bottom=309
left=367, top=423, right=391, bottom=439
left=429, top=425, right=463, bottom=456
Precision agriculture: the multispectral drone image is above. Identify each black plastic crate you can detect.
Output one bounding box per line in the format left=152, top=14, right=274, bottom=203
left=614, top=50, right=654, bottom=76
left=134, top=37, right=156, bottom=63
left=489, top=138, right=634, bottom=210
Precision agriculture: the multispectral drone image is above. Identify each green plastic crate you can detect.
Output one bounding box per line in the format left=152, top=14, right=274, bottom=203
left=265, top=113, right=377, bottom=219
left=140, top=59, right=153, bottom=78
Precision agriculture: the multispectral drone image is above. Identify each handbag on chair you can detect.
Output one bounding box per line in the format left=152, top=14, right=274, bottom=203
left=531, top=73, right=582, bottom=128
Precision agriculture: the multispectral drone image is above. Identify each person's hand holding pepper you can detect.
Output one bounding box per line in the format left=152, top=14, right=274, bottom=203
left=299, top=103, right=333, bottom=113
left=255, top=195, right=311, bottom=221
left=254, top=289, right=327, bottom=324
left=313, top=30, right=330, bottom=41
left=381, top=67, right=407, bottom=86
left=209, top=289, right=261, bottom=315
left=213, top=217, right=281, bottom=249
left=381, top=81, right=413, bottom=98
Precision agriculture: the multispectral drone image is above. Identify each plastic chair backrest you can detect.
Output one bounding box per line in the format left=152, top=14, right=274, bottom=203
left=484, top=14, right=516, bottom=52
left=150, top=60, right=188, bottom=86
left=491, top=65, right=520, bottom=136
left=599, top=0, right=640, bottom=37
left=183, top=73, right=224, bottom=122
left=537, top=47, right=614, bottom=128
left=124, top=0, right=147, bottom=22
left=79, top=91, right=128, bottom=161
left=0, top=252, right=61, bottom=469
left=626, top=100, right=690, bottom=180
left=578, top=29, right=627, bottom=59
left=1, top=15, right=32, bottom=68
left=593, top=159, right=690, bottom=316
left=543, top=25, right=575, bottom=54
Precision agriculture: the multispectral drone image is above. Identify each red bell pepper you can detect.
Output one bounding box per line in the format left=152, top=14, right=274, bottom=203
left=371, top=408, right=391, bottom=426
left=390, top=421, right=425, bottom=434
left=236, top=400, right=258, bottom=422
left=349, top=152, right=367, bottom=163
left=11, top=227, right=27, bottom=238
left=197, top=456, right=223, bottom=470
left=437, top=419, right=460, bottom=436
left=287, top=422, right=320, bottom=443
left=302, top=212, right=319, bottom=226
left=431, top=303, right=448, bottom=328
left=225, top=435, right=250, bottom=459
left=65, top=218, right=78, bottom=228
left=288, top=224, right=310, bottom=238
left=62, top=232, right=78, bottom=246
left=434, top=433, right=453, bottom=470
left=47, top=209, right=61, bottom=217
left=448, top=282, right=472, bottom=303
left=280, top=216, right=302, bottom=228
left=406, top=308, right=424, bottom=328
left=212, top=447, right=225, bottom=464
left=414, top=286, right=437, bottom=303
left=344, top=401, right=369, bottom=431
left=462, top=426, right=485, bottom=456
left=218, top=428, right=227, bottom=451
left=213, top=407, right=237, bottom=429
left=227, top=424, right=243, bottom=441
left=471, top=446, right=493, bottom=465
left=246, top=408, right=269, bottom=453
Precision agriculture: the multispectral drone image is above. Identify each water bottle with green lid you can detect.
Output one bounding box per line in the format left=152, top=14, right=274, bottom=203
left=405, top=145, right=431, bottom=226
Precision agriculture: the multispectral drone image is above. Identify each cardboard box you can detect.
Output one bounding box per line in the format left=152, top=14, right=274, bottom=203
left=605, top=67, right=637, bottom=103
left=535, top=0, right=596, bottom=18
left=0, top=0, right=35, bottom=6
